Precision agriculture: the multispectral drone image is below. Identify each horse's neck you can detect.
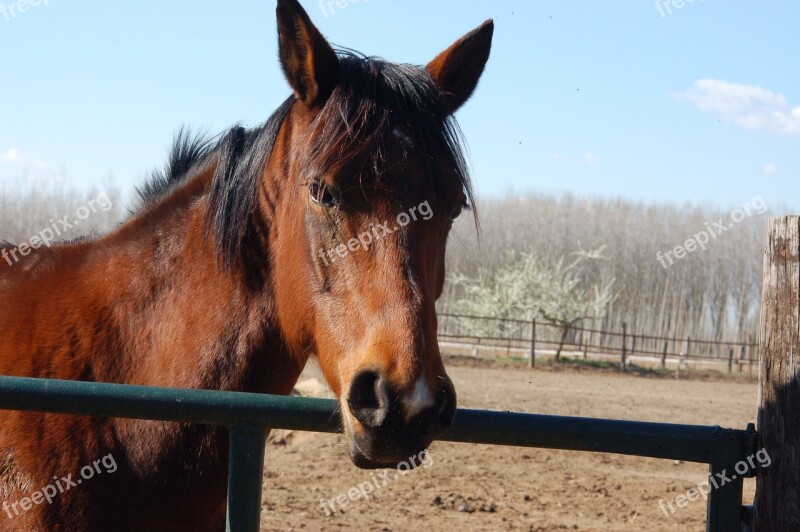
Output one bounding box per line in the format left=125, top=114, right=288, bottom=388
left=92, top=168, right=301, bottom=393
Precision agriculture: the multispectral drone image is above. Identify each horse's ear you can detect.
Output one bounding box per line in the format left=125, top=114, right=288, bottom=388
left=276, top=0, right=340, bottom=107
left=426, top=20, right=494, bottom=114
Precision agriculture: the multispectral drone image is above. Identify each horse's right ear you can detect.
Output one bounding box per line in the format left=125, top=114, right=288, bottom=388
left=276, top=0, right=340, bottom=108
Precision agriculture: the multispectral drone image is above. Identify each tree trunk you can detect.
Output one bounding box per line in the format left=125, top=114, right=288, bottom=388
left=555, top=325, right=570, bottom=361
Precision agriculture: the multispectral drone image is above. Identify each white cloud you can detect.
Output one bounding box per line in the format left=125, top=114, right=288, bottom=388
left=0, top=148, right=53, bottom=183
left=678, top=79, right=800, bottom=135
left=582, top=152, right=600, bottom=166
left=763, top=163, right=778, bottom=176
left=0, top=148, right=23, bottom=163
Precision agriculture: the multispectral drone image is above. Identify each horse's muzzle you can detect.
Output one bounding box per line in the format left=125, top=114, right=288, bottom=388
left=343, top=370, right=456, bottom=469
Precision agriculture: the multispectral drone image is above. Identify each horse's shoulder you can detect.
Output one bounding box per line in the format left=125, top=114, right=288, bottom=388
left=0, top=240, right=59, bottom=283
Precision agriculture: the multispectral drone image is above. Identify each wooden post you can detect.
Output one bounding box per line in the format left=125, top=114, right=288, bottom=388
left=739, top=344, right=746, bottom=373
left=728, top=347, right=733, bottom=374
left=661, top=340, right=668, bottom=369
left=754, top=216, right=800, bottom=530
left=470, top=338, right=481, bottom=359
left=621, top=322, right=627, bottom=372
left=529, top=319, right=536, bottom=368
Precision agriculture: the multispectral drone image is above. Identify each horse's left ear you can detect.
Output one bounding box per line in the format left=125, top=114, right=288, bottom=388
left=426, top=20, right=494, bottom=114
left=276, top=0, right=340, bottom=107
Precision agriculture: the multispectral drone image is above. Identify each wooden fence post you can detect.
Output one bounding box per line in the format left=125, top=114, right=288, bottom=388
left=621, top=322, right=627, bottom=372
left=754, top=216, right=800, bottom=530
left=529, top=319, right=536, bottom=368
left=728, top=347, right=733, bottom=374
left=470, top=338, right=481, bottom=359
left=739, top=344, right=746, bottom=373
left=661, top=340, right=668, bottom=369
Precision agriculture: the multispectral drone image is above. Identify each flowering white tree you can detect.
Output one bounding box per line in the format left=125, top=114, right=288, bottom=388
left=449, top=247, right=617, bottom=359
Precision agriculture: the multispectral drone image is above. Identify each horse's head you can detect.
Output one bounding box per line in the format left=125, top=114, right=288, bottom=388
left=270, top=0, right=492, bottom=468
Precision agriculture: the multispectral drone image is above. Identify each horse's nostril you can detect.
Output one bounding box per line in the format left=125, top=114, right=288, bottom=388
left=436, top=384, right=457, bottom=432
left=347, top=371, right=392, bottom=429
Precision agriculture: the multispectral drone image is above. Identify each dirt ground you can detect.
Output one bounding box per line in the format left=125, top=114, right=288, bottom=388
left=260, top=357, right=758, bottom=531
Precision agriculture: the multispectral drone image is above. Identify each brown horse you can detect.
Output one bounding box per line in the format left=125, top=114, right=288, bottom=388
left=0, top=0, right=492, bottom=529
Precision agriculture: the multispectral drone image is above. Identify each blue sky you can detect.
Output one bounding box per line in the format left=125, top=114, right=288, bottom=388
left=0, top=0, right=798, bottom=211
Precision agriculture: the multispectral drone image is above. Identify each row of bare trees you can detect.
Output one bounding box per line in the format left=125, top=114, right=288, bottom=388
left=441, top=193, right=768, bottom=345
left=0, top=185, right=125, bottom=248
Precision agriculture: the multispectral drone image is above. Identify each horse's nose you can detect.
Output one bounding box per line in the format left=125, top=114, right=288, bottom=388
left=346, top=370, right=456, bottom=436
left=347, top=370, right=394, bottom=429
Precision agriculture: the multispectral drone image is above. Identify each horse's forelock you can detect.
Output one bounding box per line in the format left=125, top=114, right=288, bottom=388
left=299, top=54, right=475, bottom=205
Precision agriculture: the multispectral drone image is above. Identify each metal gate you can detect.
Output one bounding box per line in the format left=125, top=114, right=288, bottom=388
left=0, top=376, right=756, bottom=531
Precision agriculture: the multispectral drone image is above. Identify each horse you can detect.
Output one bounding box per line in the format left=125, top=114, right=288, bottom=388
left=0, top=0, right=492, bottom=529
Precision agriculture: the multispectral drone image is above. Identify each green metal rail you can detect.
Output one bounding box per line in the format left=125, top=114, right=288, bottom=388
left=0, top=376, right=757, bottom=531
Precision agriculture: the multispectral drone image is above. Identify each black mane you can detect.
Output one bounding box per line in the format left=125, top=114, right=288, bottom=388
left=134, top=127, right=215, bottom=210
left=135, top=52, right=475, bottom=266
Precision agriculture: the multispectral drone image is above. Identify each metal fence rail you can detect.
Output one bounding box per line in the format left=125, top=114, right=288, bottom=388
left=0, top=375, right=757, bottom=531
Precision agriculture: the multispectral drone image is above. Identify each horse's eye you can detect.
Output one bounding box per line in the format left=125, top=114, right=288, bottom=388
left=309, top=182, right=337, bottom=208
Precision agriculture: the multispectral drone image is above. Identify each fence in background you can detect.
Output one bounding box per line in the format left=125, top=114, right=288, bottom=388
left=438, top=313, right=759, bottom=373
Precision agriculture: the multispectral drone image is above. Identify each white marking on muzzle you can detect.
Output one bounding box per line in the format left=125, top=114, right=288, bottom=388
left=402, top=376, right=435, bottom=422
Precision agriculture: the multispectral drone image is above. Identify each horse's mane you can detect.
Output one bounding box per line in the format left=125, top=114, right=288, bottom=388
left=133, top=128, right=216, bottom=210
left=134, top=51, right=475, bottom=266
